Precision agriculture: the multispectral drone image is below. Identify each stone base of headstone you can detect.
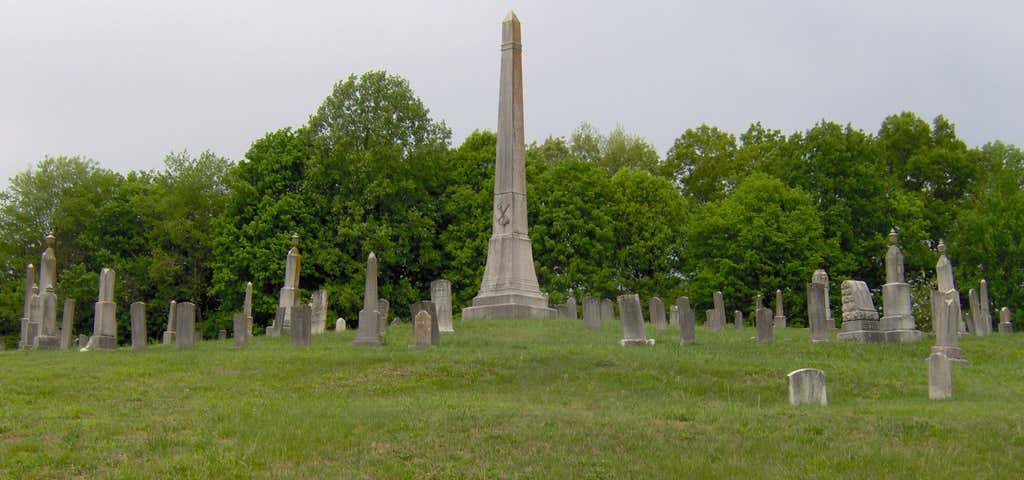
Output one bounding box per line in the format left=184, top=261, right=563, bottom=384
left=774, top=316, right=786, bottom=328
left=352, top=309, right=384, bottom=346
left=879, top=315, right=923, bottom=342
left=930, top=345, right=967, bottom=364
left=837, top=320, right=885, bottom=343
left=461, top=301, right=557, bottom=321
left=787, top=368, right=828, bottom=406
left=77, top=334, right=88, bottom=349
left=999, top=323, right=1014, bottom=334
left=87, top=335, right=118, bottom=350
left=33, top=335, right=60, bottom=350
left=162, top=331, right=175, bottom=344
left=928, top=353, right=953, bottom=399
left=620, top=338, right=655, bottom=346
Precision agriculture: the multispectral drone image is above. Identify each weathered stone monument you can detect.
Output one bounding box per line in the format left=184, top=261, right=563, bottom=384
left=87, top=269, right=118, bottom=350
left=705, top=291, right=726, bottom=331
left=59, top=299, right=75, bottom=350
left=353, top=252, right=383, bottom=346
left=927, top=352, right=953, bottom=399
left=461, top=12, right=556, bottom=321
left=972, top=280, right=993, bottom=336
left=33, top=285, right=61, bottom=350
left=310, top=289, right=328, bottom=335
left=290, top=304, right=312, bottom=348
left=678, top=297, right=695, bottom=345
left=430, top=279, right=454, bottom=332
left=755, top=307, right=774, bottom=343
left=335, top=318, right=346, bottom=331
left=377, top=298, right=390, bottom=337
left=600, top=298, right=615, bottom=323
left=130, top=302, right=146, bottom=352
left=175, top=302, right=196, bottom=349
left=931, top=241, right=964, bottom=361
left=218, top=329, right=227, bottom=340
left=650, top=297, right=668, bottom=331
left=773, top=290, right=786, bottom=328
left=787, top=368, right=828, bottom=406
left=25, top=286, right=42, bottom=349
left=233, top=313, right=249, bottom=347
left=583, top=296, right=601, bottom=331
left=733, top=310, right=744, bottom=330
left=670, top=305, right=679, bottom=326
left=269, top=234, right=301, bottom=336
left=879, top=229, right=922, bottom=342
left=807, top=280, right=830, bottom=343
left=19, top=264, right=35, bottom=349
left=968, top=288, right=984, bottom=336
left=999, top=307, right=1014, bottom=333
left=411, top=310, right=433, bottom=349
left=837, top=280, right=884, bottom=342
left=162, top=300, right=177, bottom=345
left=410, top=301, right=440, bottom=346
left=566, top=297, right=578, bottom=321
left=619, top=294, right=653, bottom=346
left=811, top=269, right=832, bottom=327
left=243, top=281, right=253, bottom=336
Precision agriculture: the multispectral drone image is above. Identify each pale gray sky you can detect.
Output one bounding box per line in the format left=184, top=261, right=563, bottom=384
left=1, top=1, right=1022, bottom=185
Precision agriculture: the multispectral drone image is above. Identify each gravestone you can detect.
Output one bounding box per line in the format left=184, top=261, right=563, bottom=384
left=410, top=301, right=440, bottom=346
left=707, top=291, right=726, bottom=331
left=931, top=241, right=965, bottom=361
left=38, top=233, right=57, bottom=294
left=566, top=297, right=577, bottom=321
left=880, top=229, right=922, bottom=342
left=650, top=297, right=668, bottom=331
left=335, top=318, right=346, bottom=331
left=130, top=301, right=146, bottom=352
left=583, top=296, right=601, bottom=331
left=670, top=305, right=679, bottom=326
left=87, top=269, right=118, bottom=350
left=162, top=300, right=177, bottom=345
left=175, top=302, right=197, bottom=349
left=411, top=310, right=433, bottom=349
left=618, top=294, right=653, bottom=346
left=774, top=289, right=786, bottom=328
left=978, top=279, right=993, bottom=335
left=927, top=352, right=952, bottom=400
left=233, top=313, right=249, bottom=347
left=378, top=298, right=390, bottom=337
left=353, top=252, right=383, bottom=346
left=290, top=305, right=312, bottom=348
left=837, top=280, right=884, bottom=342
left=77, top=334, right=88, bottom=350
left=807, top=282, right=830, bottom=343
left=19, top=263, right=35, bottom=349
left=733, top=310, right=744, bottom=330
left=811, top=269, right=833, bottom=328
left=756, top=307, right=774, bottom=343
left=968, top=288, right=985, bottom=336
left=555, top=303, right=570, bottom=319
left=678, top=296, right=695, bottom=345
left=787, top=368, right=828, bottom=406
left=999, top=307, right=1013, bottom=333
left=217, top=329, right=227, bottom=340
left=243, top=281, right=254, bottom=336
left=25, top=285, right=41, bottom=349
left=310, top=289, right=328, bottom=335
left=34, top=286, right=61, bottom=350
left=431, top=279, right=455, bottom=332
left=461, top=12, right=556, bottom=321
left=600, top=299, right=615, bottom=323
left=60, top=299, right=75, bottom=350
left=270, top=234, right=302, bottom=336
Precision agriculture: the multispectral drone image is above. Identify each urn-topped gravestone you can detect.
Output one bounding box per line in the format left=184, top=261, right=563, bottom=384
left=880, top=230, right=922, bottom=342
left=269, top=234, right=301, bottom=336
left=931, top=241, right=965, bottom=362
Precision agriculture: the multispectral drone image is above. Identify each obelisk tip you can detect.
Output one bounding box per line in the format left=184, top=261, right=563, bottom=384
left=503, top=10, right=519, bottom=23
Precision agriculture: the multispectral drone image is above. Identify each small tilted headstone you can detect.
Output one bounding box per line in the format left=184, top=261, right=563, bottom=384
left=755, top=307, right=774, bottom=343
left=787, top=368, right=827, bottom=406
left=175, top=302, right=197, bottom=349
left=619, top=294, right=653, bottom=346
left=677, top=296, right=695, bottom=345
left=411, top=310, right=433, bottom=349
left=217, top=329, right=227, bottom=340
left=927, top=352, right=952, bottom=400
left=650, top=297, right=668, bottom=331
left=807, top=282, right=830, bottom=343
left=291, top=305, right=312, bottom=348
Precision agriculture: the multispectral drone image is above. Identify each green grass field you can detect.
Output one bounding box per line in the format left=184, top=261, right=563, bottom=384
left=1, top=319, right=1022, bottom=479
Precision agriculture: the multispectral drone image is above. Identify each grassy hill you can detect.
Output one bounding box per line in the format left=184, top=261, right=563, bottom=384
left=1, top=319, right=1021, bottom=479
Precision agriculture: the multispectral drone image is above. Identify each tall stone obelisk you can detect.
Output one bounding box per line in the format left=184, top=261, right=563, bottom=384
left=462, top=11, right=555, bottom=321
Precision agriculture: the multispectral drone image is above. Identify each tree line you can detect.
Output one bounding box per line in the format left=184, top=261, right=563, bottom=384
left=2, top=70, right=1021, bottom=345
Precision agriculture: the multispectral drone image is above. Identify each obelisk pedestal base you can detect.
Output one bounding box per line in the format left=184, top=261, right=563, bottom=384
left=462, top=302, right=556, bottom=321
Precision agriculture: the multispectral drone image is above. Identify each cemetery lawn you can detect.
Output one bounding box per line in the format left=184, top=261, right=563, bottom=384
left=1, top=320, right=1022, bottom=479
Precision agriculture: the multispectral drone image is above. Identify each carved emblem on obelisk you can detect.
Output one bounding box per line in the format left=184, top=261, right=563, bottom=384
left=497, top=203, right=511, bottom=227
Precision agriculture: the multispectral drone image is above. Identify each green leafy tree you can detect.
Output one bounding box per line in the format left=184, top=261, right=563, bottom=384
left=662, top=125, right=740, bottom=204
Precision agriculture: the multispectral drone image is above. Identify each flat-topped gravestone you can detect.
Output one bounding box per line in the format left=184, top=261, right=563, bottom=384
left=378, top=298, right=390, bottom=338
left=678, top=297, right=695, bottom=345
left=999, top=307, right=1014, bottom=333
left=838, top=280, right=884, bottom=343
left=583, top=296, right=601, bottom=331
left=411, top=310, right=432, bottom=349
left=243, top=281, right=254, bottom=335
left=807, top=282, right=830, bottom=343
left=86, top=268, right=117, bottom=350
left=669, top=305, right=679, bottom=326
left=734, top=310, right=744, bottom=330
left=600, top=299, right=615, bottom=323
left=928, top=352, right=952, bottom=399
left=18, top=263, right=35, bottom=350
left=619, top=294, right=653, bottom=346
left=431, top=279, right=454, bottom=332
left=310, top=289, right=328, bottom=335
left=291, top=305, right=312, bottom=348
left=60, top=299, right=75, bottom=350
left=130, top=301, right=146, bottom=352
left=233, top=313, right=249, bottom=347
left=565, top=297, right=577, bottom=321
left=968, top=288, right=983, bottom=336
left=175, top=302, right=197, bottom=349
left=353, top=252, right=383, bottom=346
left=978, top=279, right=993, bottom=335
left=650, top=297, right=668, bottom=331
left=162, top=300, right=177, bottom=345
left=774, top=290, right=786, bottom=328
left=756, top=307, right=773, bottom=343
left=410, top=301, right=440, bottom=346
left=34, top=286, right=61, bottom=350
left=218, top=329, right=227, bottom=340
left=811, top=269, right=832, bottom=327
left=787, top=368, right=828, bottom=406
left=880, top=229, right=922, bottom=342
left=461, top=12, right=556, bottom=321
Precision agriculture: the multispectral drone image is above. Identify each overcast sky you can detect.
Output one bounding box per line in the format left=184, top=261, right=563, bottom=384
left=2, top=1, right=1022, bottom=186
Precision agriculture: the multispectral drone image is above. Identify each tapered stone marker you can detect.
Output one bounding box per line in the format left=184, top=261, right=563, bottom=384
left=928, top=353, right=952, bottom=399
left=755, top=307, right=774, bottom=343
left=162, top=300, right=177, bottom=345
left=462, top=11, right=555, bottom=321
left=310, top=289, right=328, bottom=335
left=677, top=297, right=695, bottom=345
left=431, top=279, right=454, bottom=332
left=999, top=307, right=1014, bottom=333
left=787, top=368, right=828, bottom=406
left=243, top=281, right=254, bottom=335
left=670, top=305, right=679, bottom=326
left=291, top=305, right=312, bottom=348
left=734, top=310, right=744, bottom=330
left=583, top=296, right=601, bottom=331
left=87, top=269, right=117, bottom=350
left=60, top=299, right=75, bottom=350
left=353, top=252, right=383, bottom=346
left=774, top=289, right=786, bottom=328
left=233, top=313, right=249, bottom=347
left=619, top=294, right=653, bottom=346
left=130, top=302, right=146, bottom=352
left=19, top=264, right=35, bottom=349
left=931, top=241, right=965, bottom=362
left=269, top=234, right=301, bottom=336
left=34, top=285, right=61, bottom=349
left=600, top=299, right=615, bottom=323
left=880, top=229, right=921, bottom=342
left=807, top=282, right=830, bottom=343
left=977, top=279, right=993, bottom=335
left=650, top=297, right=668, bottom=331
left=706, top=291, right=726, bottom=331
left=175, top=302, right=197, bottom=349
